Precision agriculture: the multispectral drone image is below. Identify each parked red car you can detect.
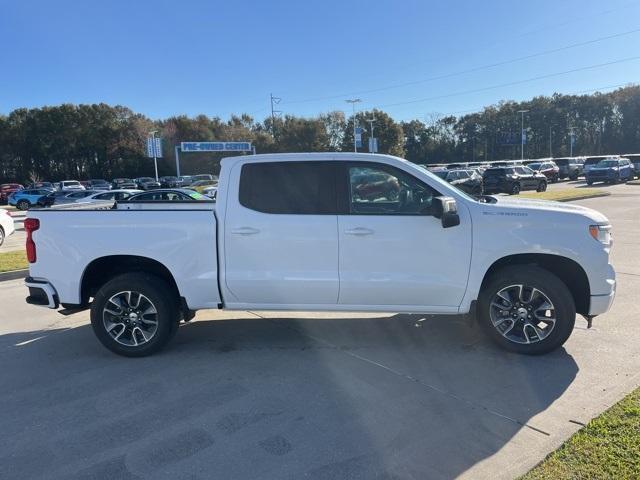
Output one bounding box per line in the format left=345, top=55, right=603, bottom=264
left=527, top=161, right=559, bottom=183
left=0, top=183, right=24, bottom=204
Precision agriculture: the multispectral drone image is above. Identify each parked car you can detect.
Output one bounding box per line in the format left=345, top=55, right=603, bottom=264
left=191, top=174, right=216, bottom=182
left=87, top=179, right=112, bottom=191
left=0, top=208, right=15, bottom=246
left=134, top=177, right=161, bottom=190
left=158, top=176, right=181, bottom=188
left=112, top=178, right=138, bottom=189
left=583, top=156, right=609, bottom=176
left=624, top=154, right=640, bottom=179
left=37, top=190, right=77, bottom=207
left=585, top=158, right=634, bottom=185
left=77, top=189, right=143, bottom=203
left=55, top=190, right=102, bottom=204
left=553, top=158, right=583, bottom=180
left=527, top=161, right=559, bottom=183
left=189, top=179, right=218, bottom=193
left=26, top=182, right=54, bottom=190
left=178, top=175, right=194, bottom=186
left=59, top=180, right=85, bottom=191
left=432, top=169, right=483, bottom=196
left=483, top=166, right=547, bottom=195
left=24, top=152, right=615, bottom=358
left=202, top=186, right=218, bottom=199
left=124, top=189, right=209, bottom=202
left=8, top=188, right=54, bottom=210
left=0, top=183, right=24, bottom=204
left=80, top=181, right=91, bottom=189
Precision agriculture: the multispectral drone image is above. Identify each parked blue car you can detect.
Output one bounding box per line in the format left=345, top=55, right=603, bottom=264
left=585, top=158, right=634, bottom=185
left=8, top=188, right=54, bottom=210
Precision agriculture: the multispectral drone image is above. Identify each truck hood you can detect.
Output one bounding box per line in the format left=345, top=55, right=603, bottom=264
left=487, top=196, right=609, bottom=224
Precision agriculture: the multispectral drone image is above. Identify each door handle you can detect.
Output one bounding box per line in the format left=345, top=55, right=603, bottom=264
left=231, top=227, right=260, bottom=235
left=344, top=227, right=374, bottom=236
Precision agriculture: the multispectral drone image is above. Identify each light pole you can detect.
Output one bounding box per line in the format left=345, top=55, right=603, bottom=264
left=517, top=110, right=529, bottom=160
left=569, top=127, right=576, bottom=157
left=345, top=99, right=362, bottom=152
left=367, top=116, right=375, bottom=153
left=149, top=130, right=159, bottom=181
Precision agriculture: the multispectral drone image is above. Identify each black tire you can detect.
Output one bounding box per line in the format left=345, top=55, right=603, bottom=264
left=90, top=273, right=180, bottom=357
left=478, top=266, right=576, bottom=355
left=587, top=180, right=593, bottom=186
left=17, top=200, right=30, bottom=211
left=0, top=226, right=4, bottom=246
left=569, top=174, right=578, bottom=181
left=510, top=183, right=521, bottom=195
left=536, top=181, right=547, bottom=192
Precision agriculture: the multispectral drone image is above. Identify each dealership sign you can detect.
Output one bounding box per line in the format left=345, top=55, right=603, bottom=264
left=180, top=142, right=252, bottom=152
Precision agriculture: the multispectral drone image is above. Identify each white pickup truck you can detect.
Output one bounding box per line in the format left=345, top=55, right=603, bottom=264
left=24, top=153, right=616, bottom=357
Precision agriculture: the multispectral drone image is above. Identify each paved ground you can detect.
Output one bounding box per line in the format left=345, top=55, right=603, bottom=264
left=0, top=183, right=639, bottom=479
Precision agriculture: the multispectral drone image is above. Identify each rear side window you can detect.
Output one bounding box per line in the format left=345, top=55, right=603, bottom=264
left=239, top=162, right=336, bottom=214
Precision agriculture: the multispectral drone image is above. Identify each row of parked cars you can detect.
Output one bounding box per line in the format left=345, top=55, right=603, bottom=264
left=426, top=155, right=640, bottom=195
left=1, top=174, right=218, bottom=210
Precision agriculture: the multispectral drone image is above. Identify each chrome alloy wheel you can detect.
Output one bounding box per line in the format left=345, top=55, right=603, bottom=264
left=102, top=291, right=158, bottom=347
left=489, top=284, right=556, bottom=345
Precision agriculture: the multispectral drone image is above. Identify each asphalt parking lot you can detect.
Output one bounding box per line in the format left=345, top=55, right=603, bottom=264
left=1, top=182, right=639, bottom=479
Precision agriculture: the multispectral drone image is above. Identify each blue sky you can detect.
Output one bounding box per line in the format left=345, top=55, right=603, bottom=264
left=2, top=0, right=640, bottom=122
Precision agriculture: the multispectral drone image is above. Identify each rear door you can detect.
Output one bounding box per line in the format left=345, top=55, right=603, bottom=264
left=337, top=162, right=471, bottom=310
left=518, top=167, right=537, bottom=188
left=224, top=161, right=339, bottom=306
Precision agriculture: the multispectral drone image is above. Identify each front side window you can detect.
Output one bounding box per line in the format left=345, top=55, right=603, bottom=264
left=348, top=165, right=438, bottom=215
left=239, top=162, right=336, bottom=214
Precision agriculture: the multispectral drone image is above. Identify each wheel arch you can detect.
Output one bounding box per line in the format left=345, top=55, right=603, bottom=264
left=480, top=253, right=590, bottom=315
left=80, top=255, right=181, bottom=306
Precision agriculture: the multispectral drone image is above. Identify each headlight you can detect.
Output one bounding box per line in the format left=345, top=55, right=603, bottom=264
left=589, top=224, right=612, bottom=245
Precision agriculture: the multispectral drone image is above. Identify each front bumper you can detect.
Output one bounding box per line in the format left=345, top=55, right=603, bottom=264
left=588, top=264, right=616, bottom=316
left=25, top=277, right=59, bottom=309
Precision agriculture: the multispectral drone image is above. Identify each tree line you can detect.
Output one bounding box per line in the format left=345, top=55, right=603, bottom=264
left=1, top=85, right=639, bottom=182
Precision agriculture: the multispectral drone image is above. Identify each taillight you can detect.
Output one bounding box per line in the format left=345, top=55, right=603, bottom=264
left=24, top=218, right=40, bottom=263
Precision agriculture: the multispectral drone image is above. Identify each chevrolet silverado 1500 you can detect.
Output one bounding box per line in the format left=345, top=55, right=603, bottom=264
left=24, top=153, right=616, bottom=356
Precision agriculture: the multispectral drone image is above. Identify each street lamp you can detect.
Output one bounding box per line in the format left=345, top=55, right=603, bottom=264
left=345, top=99, right=362, bottom=152
left=367, top=116, right=376, bottom=154
left=149, top=130, right=159, bottom=181
left=517, top=110, right=529, bottom=160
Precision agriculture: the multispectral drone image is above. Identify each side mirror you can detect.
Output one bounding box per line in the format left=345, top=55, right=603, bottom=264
left=432, top=196, right=460, bottom=228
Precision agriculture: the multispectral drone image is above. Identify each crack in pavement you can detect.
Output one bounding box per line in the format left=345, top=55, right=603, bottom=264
left=247, top=311, right=551, bottom=437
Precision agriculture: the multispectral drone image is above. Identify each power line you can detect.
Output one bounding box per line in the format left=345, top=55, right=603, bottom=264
left=280, top=26, right=640, bottom=106
left=375, top=56, right=640, bottom=109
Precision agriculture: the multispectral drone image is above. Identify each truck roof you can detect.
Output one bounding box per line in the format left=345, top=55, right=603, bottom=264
left=220, top=152, right=407, bottom=167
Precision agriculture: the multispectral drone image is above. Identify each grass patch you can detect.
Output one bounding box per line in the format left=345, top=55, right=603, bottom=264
left=522, top=387, right=640, bottom=479
left=0, top=250, right=28, bottom=273
left=519, top=188, right=610, bottom=202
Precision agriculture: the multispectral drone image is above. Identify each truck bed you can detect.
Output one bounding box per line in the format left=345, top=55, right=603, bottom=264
left=28, top=203, right=220, bottom=309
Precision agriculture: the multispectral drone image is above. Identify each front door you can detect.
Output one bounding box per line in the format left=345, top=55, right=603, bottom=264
left=224, top=161, right=339, bottom=306
left=337, top=163, right=472, bottom=310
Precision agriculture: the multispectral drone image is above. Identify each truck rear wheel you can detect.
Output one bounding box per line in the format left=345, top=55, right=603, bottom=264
left=478, top=266, right=575, bottom=355
left=90, top=273, right=179, bottom=357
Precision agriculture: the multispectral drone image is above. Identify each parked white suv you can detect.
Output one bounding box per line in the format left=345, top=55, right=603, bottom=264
left=59, top=180, right=85, bottom=191
left=24, top=153, right=615, bottom=357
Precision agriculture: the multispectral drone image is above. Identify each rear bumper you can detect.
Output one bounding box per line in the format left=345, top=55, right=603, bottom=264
left=25, top=277, right=59, bottom=309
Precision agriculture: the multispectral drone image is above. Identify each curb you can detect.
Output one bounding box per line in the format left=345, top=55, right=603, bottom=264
left=557, top=192, right=611, bottom=202
left=0, top=269, right=28, bottom=282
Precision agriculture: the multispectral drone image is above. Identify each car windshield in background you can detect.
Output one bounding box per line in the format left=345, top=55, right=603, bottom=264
left=596, top=160, right=619, bottom=168
left=484, top=167, right=513, bottom=175
left=432, top=170, right=448, bottom=179
left=138, top=177, right=155, bottom=182
left=554, top=159, right=570, bottom=165
left=528, top=163, right=542, bottom=170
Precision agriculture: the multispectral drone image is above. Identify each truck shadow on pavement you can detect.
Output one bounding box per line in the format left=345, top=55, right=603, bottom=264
left=0, top=313, right=578, bottom=480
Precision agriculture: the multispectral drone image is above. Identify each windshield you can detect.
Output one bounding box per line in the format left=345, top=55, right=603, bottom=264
left=528, top=163, right=541, bottom=170
left=138, top=177, right=155, bottom=182
left=432, top=170, right=448, bottom=179
left=64, top=181, right=80, bottom=186
left=596, top=160, right=619, bottom=168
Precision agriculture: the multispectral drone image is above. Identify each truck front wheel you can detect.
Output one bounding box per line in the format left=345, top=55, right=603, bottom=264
left=478, top=266, right=576, bottom=355
left=90, top=273, right=179, bottom=357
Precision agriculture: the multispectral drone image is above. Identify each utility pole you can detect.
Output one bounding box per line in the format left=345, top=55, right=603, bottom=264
left=549, top=125, right=553, bottom=158
left=367, top=116, right=375, bottom=153
left=345, top=99, right=362, bottom=152
left=569, top=127, right=576, bottom=157
left=149, top=130, right=159, bottom=181
left=270, top=93, right=282, bottom=138
left=517, top=110, right=529, bottom=160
